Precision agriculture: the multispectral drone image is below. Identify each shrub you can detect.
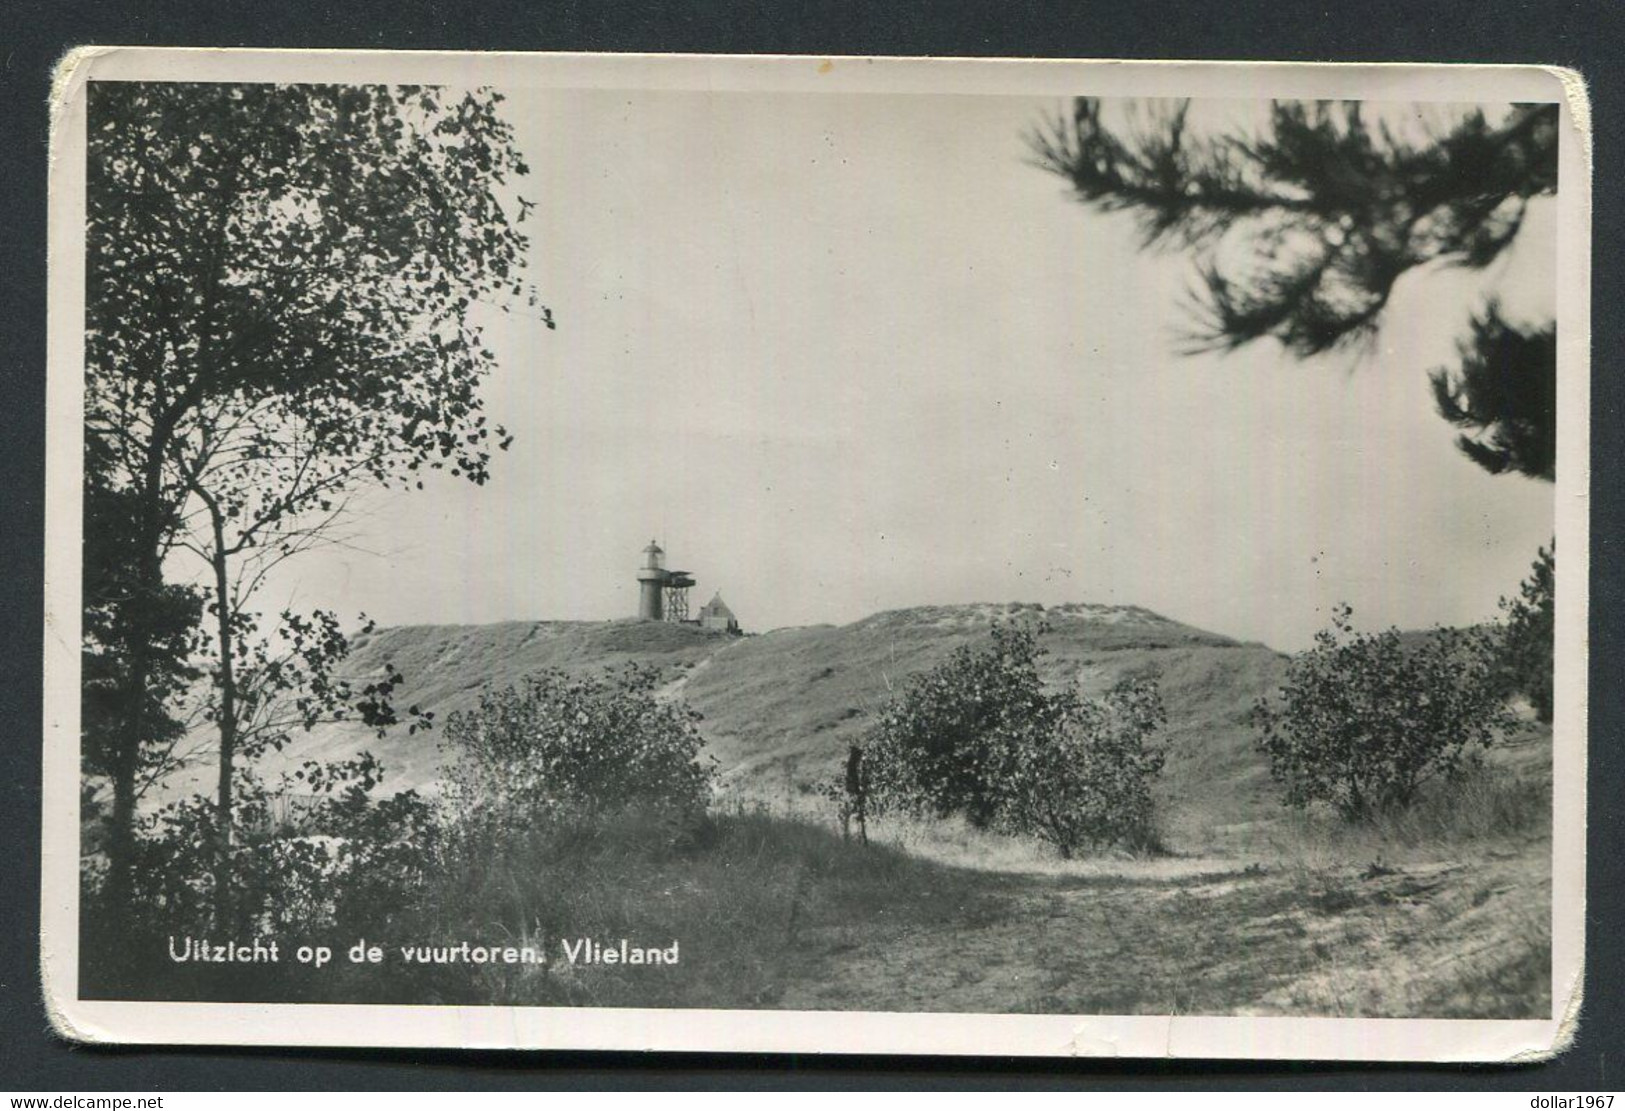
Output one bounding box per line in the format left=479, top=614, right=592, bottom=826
left=122, top=753, right=435, bottom=937
left=857, top=624, right=1169, bottom=856
left=1006, top=676, right=1168, bottom=856
left=1499, top=542, right=1554, bottom=723
left=862, top=623, right=1053, bottom=829
left=440, top=664, right=716, bottom=829
left=1253, top=604, right=1512, bottom=821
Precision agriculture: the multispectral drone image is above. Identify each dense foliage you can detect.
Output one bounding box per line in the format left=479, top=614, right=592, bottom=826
left=1008, top=677, right=1168, bottom=855
left=857, top=625, right=1169, bottom=856
left=1430, top=306, right=1557, bottom=481
left=81, top=435, right=205, bottom=810
left=1253, top=605, right=1512, bottom=820
left=103, top=754, right=434, bottom=940
left=863, top=624, right=1053, bottom=830
left=441, top=666, right=718, bottom=828
left=1498, top=543, right=1555, bottom=723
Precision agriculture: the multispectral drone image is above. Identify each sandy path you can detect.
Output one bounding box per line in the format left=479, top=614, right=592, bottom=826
left=777, top=849, right=1550, bottom=1018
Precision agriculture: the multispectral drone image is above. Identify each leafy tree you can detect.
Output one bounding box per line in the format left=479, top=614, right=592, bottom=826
left=862, top=623, right=1054, bottom=830
left=1499, top=542, right=1555, bottom=722
left=1030, top=99, right=1559, bottom=480
left=1253, top=605, right=1512, bottom=820
left=82, top=437, right=206, bottom=909
left=440, top=666, right=717, bottom=828
left=858, top=625, right=1169, bottom=855
left=84, top=82, right=547, bottom=904
left=1007, top=676, right=1167, bottom=856
left=218, top=611, right=422, bottom=766
left=122, top=752, right=434, bottom=942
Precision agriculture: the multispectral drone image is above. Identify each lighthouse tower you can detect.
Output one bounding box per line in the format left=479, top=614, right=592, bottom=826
left=636, top=540, right=667, bottom=621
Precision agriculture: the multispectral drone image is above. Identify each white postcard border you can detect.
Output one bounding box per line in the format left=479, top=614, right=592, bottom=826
left=42, top=48, right=1592, bottom=1060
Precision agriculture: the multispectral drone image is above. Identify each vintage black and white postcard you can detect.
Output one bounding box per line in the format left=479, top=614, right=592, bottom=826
left=42, top=50, right=1591, bottom=1059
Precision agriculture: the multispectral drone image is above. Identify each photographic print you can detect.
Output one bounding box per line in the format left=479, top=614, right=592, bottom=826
left=41, top=51, right=1589, bottom=1058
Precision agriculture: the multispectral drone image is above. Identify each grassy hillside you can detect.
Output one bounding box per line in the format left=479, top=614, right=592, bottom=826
left=153, top=618, right=722, bottom=804
left=156, top=601, right=1292, bottom=856
left=682, top=603, right=1289, bottom=849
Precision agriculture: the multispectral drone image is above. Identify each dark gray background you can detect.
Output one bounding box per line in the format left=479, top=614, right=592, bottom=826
left=2, top=0, right=1619, bottom=1090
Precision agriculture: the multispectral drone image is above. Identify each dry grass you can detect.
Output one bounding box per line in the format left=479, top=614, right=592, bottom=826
left=93, top=770, right=1551, bottom=1017
left=322, top=805, right=994, bottom=1008
left=1257, top=743, right=1550, bottom=874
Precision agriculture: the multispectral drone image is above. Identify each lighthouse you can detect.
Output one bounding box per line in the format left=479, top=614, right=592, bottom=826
left=636, top=540, right=667, bottom=621
left=635, top=539, right=698, bottom=622
left=633, top=540, right=707, bottom=625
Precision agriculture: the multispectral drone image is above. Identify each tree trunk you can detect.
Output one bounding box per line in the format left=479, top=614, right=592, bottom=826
left=100, top=472, right=167, bottom=913
left=208, top=505, right=239, bottom=928
left=95, top=368, right=206, bottom=913
left=101, top=693, right=142, bottom=912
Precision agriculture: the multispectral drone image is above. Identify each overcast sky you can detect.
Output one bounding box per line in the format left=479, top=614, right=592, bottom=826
left=272, top=90, right=1555, bottom=652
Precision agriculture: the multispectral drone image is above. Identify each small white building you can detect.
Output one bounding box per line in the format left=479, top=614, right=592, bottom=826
left=697, top=592, right=740, bottom=634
